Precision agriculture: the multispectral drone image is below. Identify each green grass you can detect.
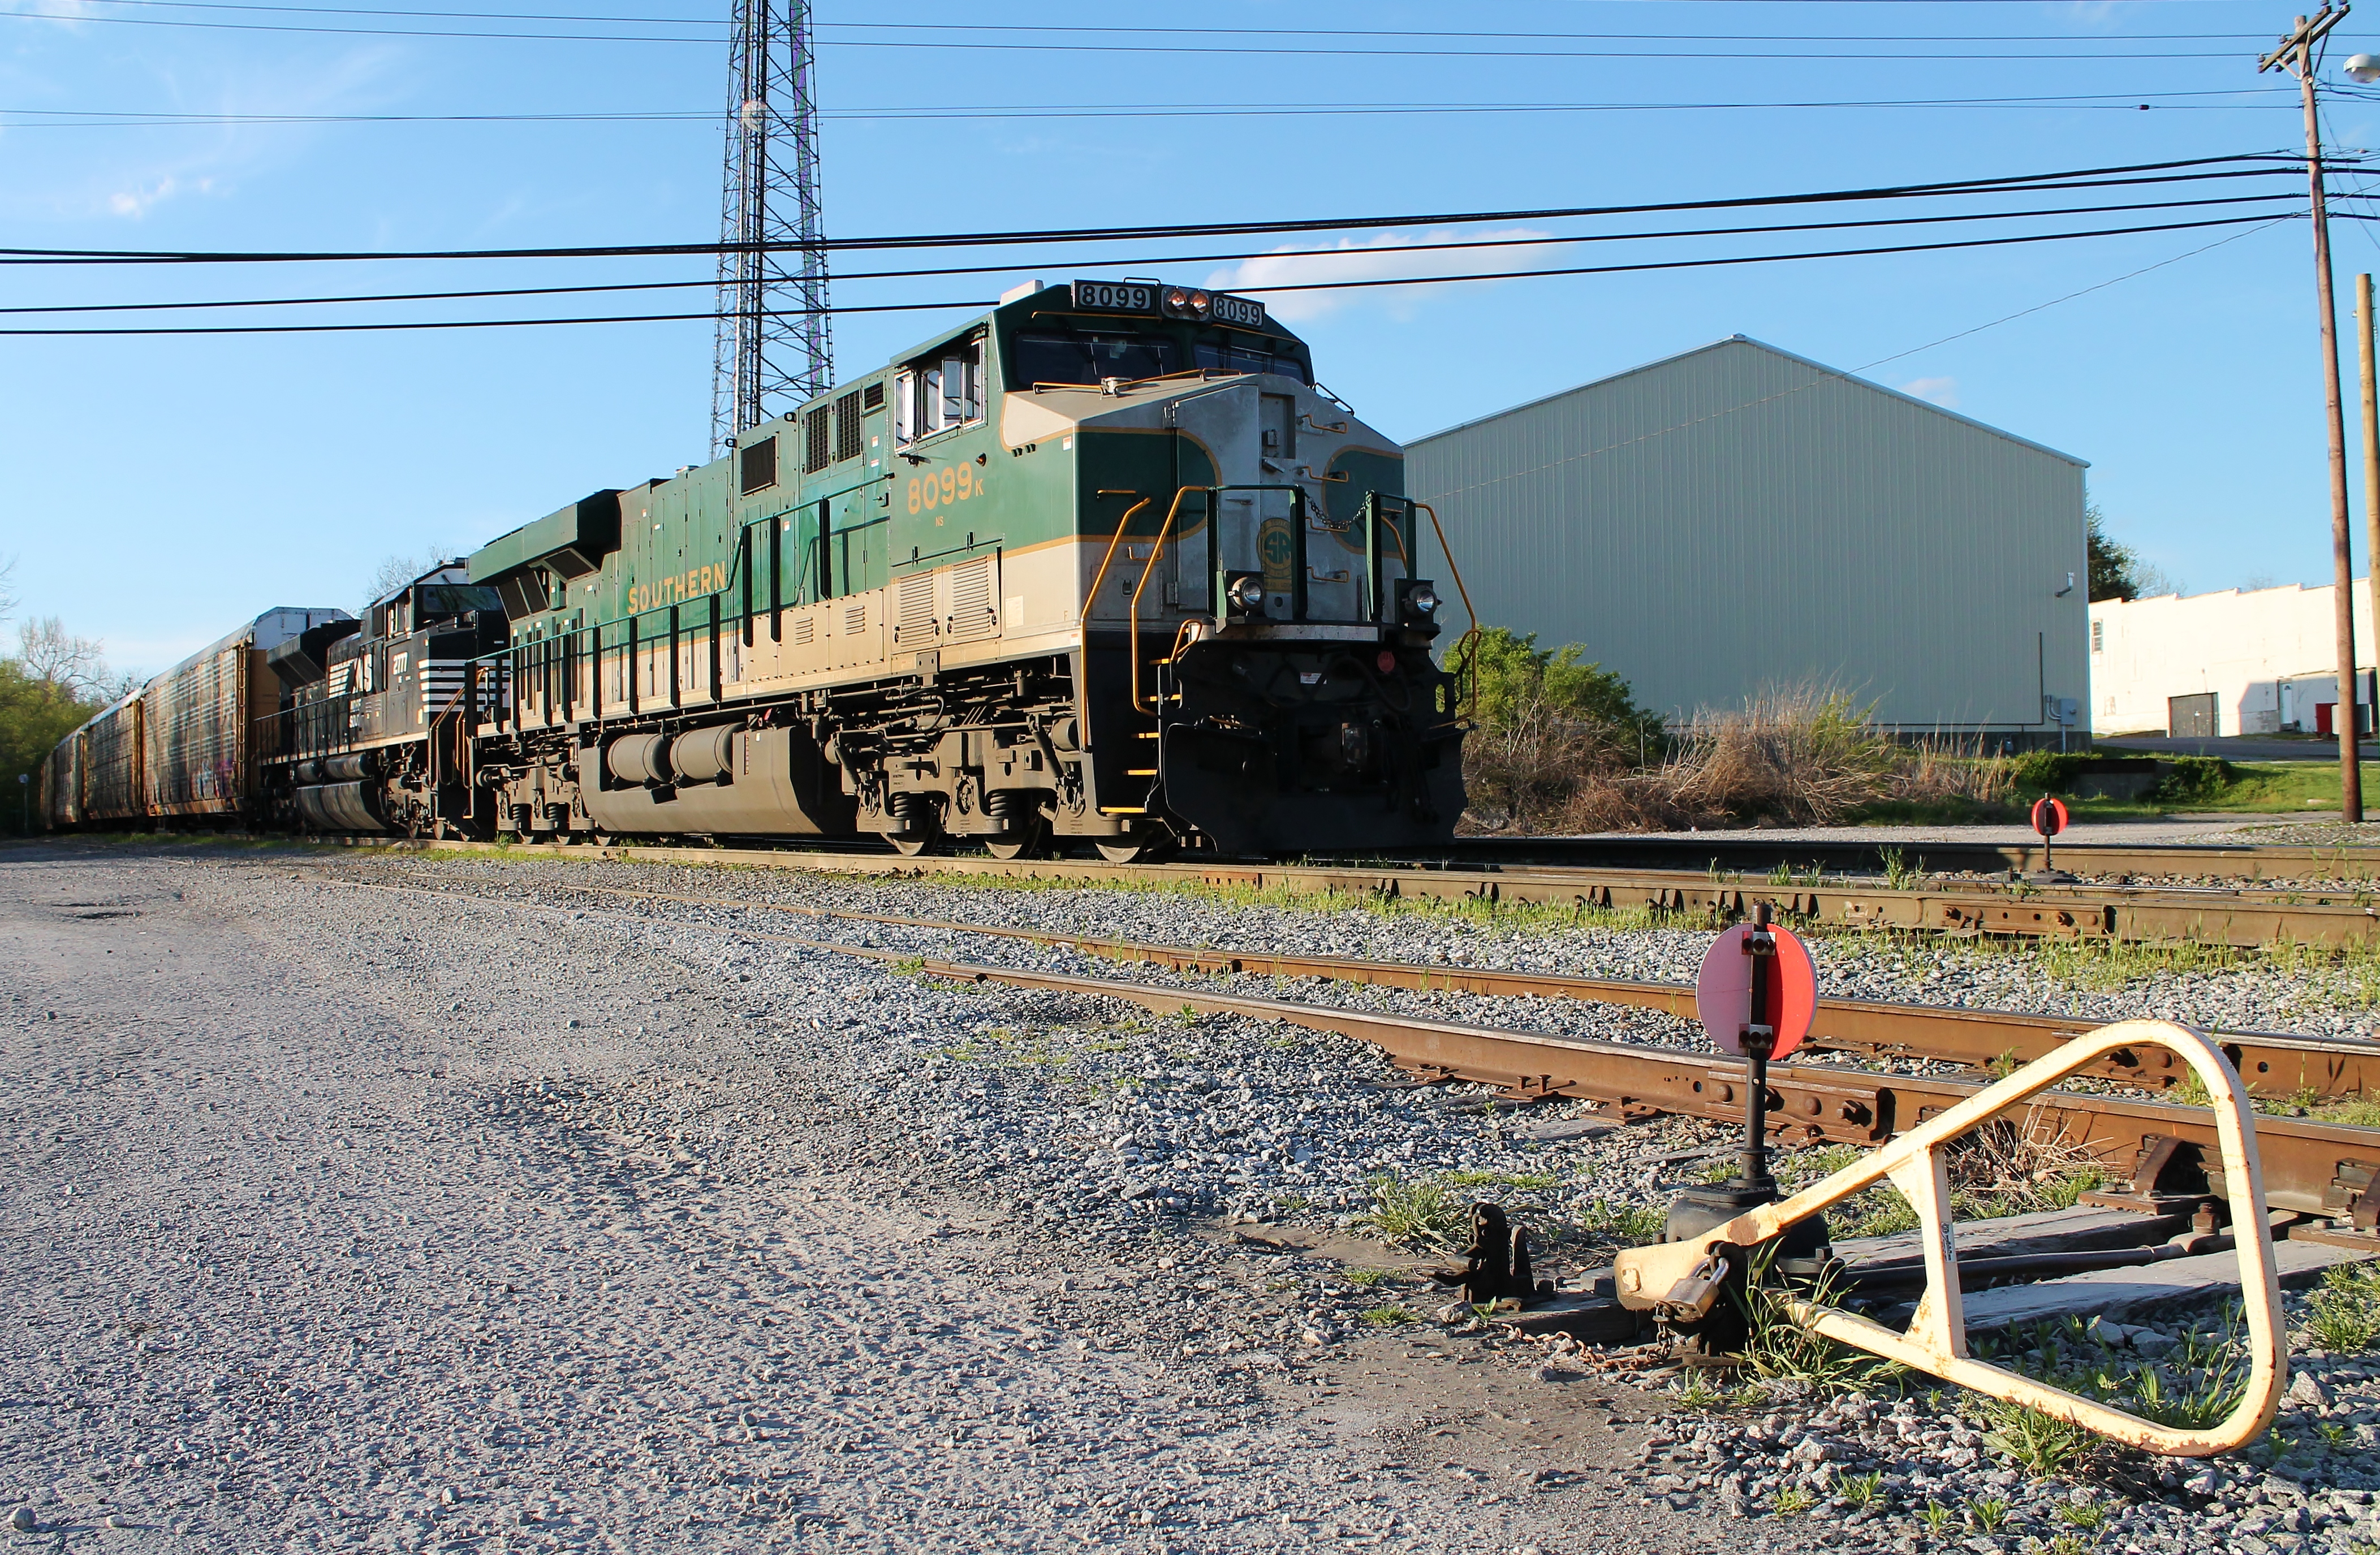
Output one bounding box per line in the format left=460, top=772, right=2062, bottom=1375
left=2056, top=1503, right=2107, bottom=1532
left=1970, top=1498, right=2011, bottom=1532
left=1572, top=1197, right=1670, bottom=1247
left=1917, top=1503, right=1954, bottom=1538
left=1772, top=1488, right=1815, bottom=1515
left=1352, top=1173, right=1468, bottom=1251
left=2061, top=758, right=2380, bottom=819
left=1342, top=1267, right=1400, bottom=1288
left=2307, top=1262, right=2380, bottom=1350
left=1360, top=1305, right=1417, bottom=1327
left=1838, top=1471, right=1883, bottom=1508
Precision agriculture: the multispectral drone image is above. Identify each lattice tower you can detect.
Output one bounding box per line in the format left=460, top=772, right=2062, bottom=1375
left=709, top=0, right=831, bottom=452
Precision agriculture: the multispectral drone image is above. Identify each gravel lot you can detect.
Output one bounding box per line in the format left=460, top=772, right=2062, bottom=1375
left=1, top=840, right=1747, bottom=1554
left=8, top=837, right=2378, bottom=1555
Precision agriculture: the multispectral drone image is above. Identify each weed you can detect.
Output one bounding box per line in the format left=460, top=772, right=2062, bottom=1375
left=1839, top=1471, right=1883, bottom=1508
left=1352, top=1173, right=1467, bottom=1251
left=2319, top=1420, right=2353, bottom=1449
left=2049, top=1535, right=2092, bottom=1555
left=1881, top=846, right=1924, bottom=891
left=1917, top=1502, right=1954, bottom=1537
left=1573, top=1198, right=1669, bottom=1247
left=2307, top=1262, right=2380, bottom=1351
left=1343, top=1267, right=1398, bottom=1288
left=1974, top=1398, right=2097, bottom=1476
left=1734, top=1245, right=1904, bottom=1394
left=890, top=955, right=927, bottom=976
left=1773, top=1487, right=1816, bottom=1515
left=1172, top=1004, right=1201, bottom=1027
left=1675, top=1371, right=1727, bottom=1409
left=2057, top=1502, right=2108, bottom=1531
left=1360, top=1305, right=1416, bottom=1327
left=1970, top=1498, right=2011, bottom=1533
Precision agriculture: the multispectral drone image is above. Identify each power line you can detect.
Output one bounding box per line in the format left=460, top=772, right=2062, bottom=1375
left=0, top=152, right=2324, bottom=264
left=0, top=7, right=2302, bottom=55
left=0, top=191, right=2306, bottom=316
left=0, top=87, right=2304, bottom=129
left=0, top=209, right=2306, bottom=336
left=36, top=1, right=2301, bottom=44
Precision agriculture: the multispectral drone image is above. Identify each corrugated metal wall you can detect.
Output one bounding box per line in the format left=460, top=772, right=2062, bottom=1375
left=1406, top=337, right=2089, bottom=733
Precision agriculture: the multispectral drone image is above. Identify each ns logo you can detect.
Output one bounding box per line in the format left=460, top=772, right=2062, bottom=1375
left=1257, top=516, right=1296, bottom=594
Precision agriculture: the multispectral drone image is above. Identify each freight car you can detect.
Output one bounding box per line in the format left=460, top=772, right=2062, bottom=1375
left=41, top=607, right=353, bottom=831
left=462, top=279, right=1469, bottom=859
left=44, top=279, right=1471, bottom=858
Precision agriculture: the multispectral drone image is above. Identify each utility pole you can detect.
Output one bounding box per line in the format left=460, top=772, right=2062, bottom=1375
left=2362, top=273, right=2380, bottom=738
left=2263, top=5, right=2362, bottom=820
left=710, top=0, right=833, bottom=454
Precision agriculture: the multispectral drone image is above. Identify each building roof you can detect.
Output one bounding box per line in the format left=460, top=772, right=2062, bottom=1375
left=1408, top=334, right=2087, bottom=469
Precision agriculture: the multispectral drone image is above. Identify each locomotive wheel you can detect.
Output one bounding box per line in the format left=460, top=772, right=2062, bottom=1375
left=1094, top=838, right=1158, bottom=865
left=887, top=828, right=941, bottom=858
left=984, top=820, right=1051, bottom=862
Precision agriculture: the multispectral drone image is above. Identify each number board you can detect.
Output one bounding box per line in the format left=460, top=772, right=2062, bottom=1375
left=1209, top=293, right=1266, bottom=329
left=1072, top=279, right=1157, bottom=315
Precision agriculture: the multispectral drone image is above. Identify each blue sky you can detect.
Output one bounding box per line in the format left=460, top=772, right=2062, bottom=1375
left=5, top=0, right=2379, bottom=675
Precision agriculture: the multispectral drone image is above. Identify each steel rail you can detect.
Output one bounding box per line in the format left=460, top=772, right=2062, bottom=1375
left=1435, top=833, right=2380, bottom=884
left=542, top=880, right=2380, bottom=1101
left=312, top=835, right=2380, bottom=949
left=329, top=877, right=2380, bottom=1220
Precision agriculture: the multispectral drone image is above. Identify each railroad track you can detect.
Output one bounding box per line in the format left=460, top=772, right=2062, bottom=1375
left=1436, top=833, right=2380, bottom=884
left=329, top=834, right=2380, bottom=948
left=327, top=875, right=2380, bottom=1232
left=529, top=880, right=2380, bottom=1103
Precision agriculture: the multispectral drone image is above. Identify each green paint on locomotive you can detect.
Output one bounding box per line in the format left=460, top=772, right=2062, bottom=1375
left=467, top=283, right=1400, bottom=641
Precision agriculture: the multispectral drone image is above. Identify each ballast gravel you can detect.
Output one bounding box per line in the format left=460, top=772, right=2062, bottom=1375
left=8, top=837, right=2380, bottom=1555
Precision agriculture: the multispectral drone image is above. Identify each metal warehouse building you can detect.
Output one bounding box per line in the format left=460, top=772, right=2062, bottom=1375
left=1406, top=336, right=2090, bottom=740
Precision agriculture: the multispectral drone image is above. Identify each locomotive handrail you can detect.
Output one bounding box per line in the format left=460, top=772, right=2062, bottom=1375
left=1410, top=500, right=1481, bottom=723
left=1085, top=496, right=1155, bottom=617
left=1128, top=486, right=1205, bottom=716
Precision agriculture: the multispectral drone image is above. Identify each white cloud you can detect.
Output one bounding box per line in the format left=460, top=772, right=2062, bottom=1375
left=1899, top=376, right=1960, bottom=409
left=109, top=175, right=215, bottom=218
left=1205, top=227, right=1562, bottom=323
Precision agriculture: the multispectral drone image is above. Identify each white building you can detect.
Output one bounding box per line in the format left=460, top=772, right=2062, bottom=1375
left=1406, top=336, right=2089, bottom=740
left=2088, top=581, right=2377, bottom=737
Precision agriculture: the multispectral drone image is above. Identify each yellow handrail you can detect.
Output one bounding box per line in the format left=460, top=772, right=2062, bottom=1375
left=1411, top=499, right=1481, bottom=722
left=1128, top=487, right=1202, bottom=715
left=1084, top=496, right=1153, bottom=617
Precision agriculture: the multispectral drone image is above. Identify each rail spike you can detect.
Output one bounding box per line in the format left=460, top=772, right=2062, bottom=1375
left=1612, top=1018, right=2287, bottom=1458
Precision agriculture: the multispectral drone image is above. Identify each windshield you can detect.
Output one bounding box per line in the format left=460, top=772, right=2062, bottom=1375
left=1014, top=331, right=1182, bottom=386
left=416, top=585, right=503, bottom=621
left=1195, top=340, right=1308, bottom=383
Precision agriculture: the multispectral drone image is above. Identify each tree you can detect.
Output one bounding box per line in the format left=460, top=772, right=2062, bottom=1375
left=1460, top=627, right=1663, bottom=831
left=2086, top=504, right=2140, bottom=603
left=15, top=617, right=113, bottom=701
left=367, top=547, right=453, bottom=611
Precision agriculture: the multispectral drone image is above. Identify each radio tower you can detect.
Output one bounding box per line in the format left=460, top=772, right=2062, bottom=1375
left=710, top=0, right=831, bottom=452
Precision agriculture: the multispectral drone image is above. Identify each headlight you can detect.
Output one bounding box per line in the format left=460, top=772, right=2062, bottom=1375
left=1227, top=575, right=1266, bottom=612
left=1163, top=287, right=1213, bottom=321
left=1406, top=585, right=1439, bottom=616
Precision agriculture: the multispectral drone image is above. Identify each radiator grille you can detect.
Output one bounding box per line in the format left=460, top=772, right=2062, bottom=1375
left=892, top=572, right=939, bottom=646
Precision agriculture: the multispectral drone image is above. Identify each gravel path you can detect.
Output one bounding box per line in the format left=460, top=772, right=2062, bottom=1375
left=2, top=841, right=1750, bottom=1554
left=12, top=838, right=2380, bottom=1555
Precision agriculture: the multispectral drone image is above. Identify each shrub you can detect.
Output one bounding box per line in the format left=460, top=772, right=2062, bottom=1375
left=2151, top=755, right=2237, bottom=806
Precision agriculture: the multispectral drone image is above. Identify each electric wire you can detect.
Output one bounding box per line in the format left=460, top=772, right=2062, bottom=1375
left=0, top=11, right=2304, bottom=58
left=0, top=208, right=2309, bottom=336
left=28, top=2, right=2299, bottom=43
left=0, top=88, right=2305, bottom=128
left=0, top=152, right=2325, bottom=265
left=0, top=191, right=2308, bottom=317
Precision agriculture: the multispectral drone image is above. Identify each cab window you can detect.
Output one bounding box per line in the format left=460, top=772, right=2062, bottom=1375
left=1014, top=331, right=1180, bottom=387
left=895, top=332, right=985, bottom=443
left=1194, top=340, right=1308, bottom=383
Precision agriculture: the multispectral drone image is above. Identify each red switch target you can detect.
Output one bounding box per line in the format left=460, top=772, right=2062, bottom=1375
left=1695, top=922, right=1818, bottom=1060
